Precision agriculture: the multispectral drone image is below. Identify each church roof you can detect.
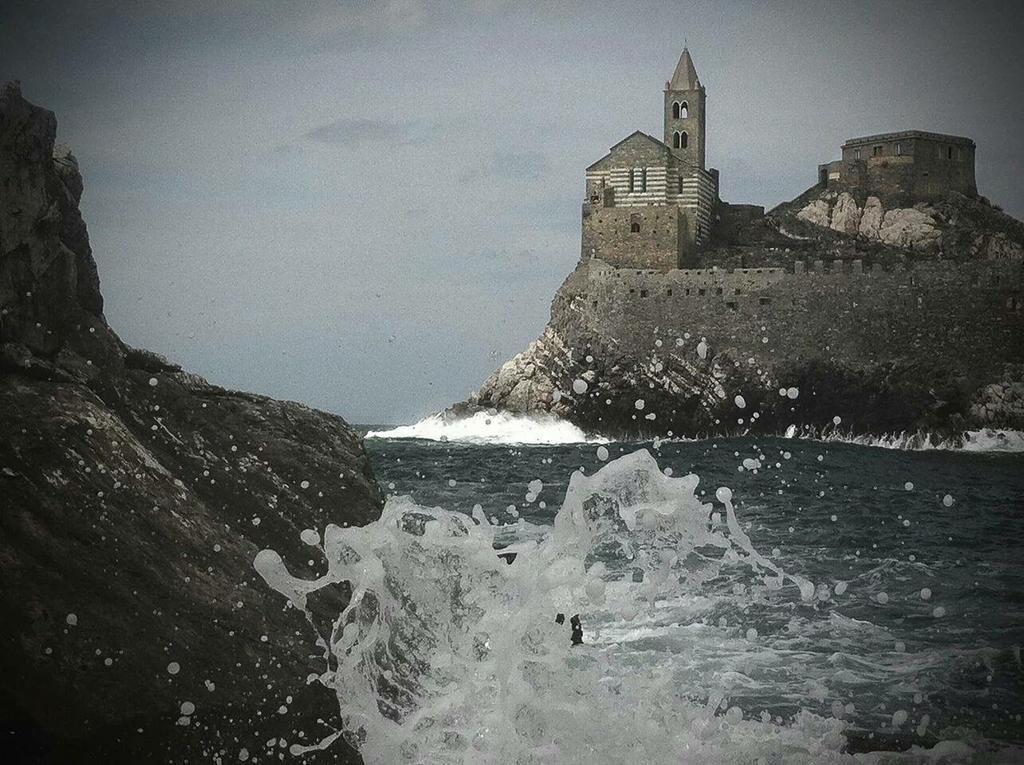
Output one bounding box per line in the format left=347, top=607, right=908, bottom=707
left=585, top=131, right=673, bottom=171
left=668, top=48, right=701, bottom=90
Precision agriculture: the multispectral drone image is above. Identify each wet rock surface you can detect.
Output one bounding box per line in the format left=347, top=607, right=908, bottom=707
left=1, top=83, right=380, bottom=762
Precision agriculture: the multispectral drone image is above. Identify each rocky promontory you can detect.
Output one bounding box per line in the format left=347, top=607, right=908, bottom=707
left=459, top=187, right=1024, bottom=440
left=1, top=82, right=380, bottom=763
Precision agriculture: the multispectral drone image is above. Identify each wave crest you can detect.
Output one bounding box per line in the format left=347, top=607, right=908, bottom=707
left=366, top=410, right=608, bottom=445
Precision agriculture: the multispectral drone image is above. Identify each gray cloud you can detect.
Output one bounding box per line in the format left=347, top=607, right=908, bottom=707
left=459, top=150, right=550, bottom=182
left=304, top=117, right=409, bottom=146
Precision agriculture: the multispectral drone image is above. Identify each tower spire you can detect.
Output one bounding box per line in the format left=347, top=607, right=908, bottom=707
left=669, top=48, right=700, bottom=90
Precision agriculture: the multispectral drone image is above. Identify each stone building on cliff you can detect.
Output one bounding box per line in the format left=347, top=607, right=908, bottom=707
left=818, top=130, right=977, bottom=201
left=581, top=49, right=719, bottom=271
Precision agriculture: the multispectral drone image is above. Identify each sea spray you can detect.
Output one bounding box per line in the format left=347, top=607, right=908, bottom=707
left=367, top=410, right=607, bottom=445
left=253, top=450, right=863, bottom=764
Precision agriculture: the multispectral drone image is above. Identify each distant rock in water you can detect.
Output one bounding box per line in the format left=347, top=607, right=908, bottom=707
left=457, top=185, right=1024, bottom=440
left=0, top=82, right=379, bottom=763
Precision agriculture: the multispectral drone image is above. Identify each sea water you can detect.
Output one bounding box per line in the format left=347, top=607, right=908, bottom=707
left=256, top=423, right=1024, bottom=763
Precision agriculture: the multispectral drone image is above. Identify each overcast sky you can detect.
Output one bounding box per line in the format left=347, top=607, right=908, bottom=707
left=4, top=0, right=1022, bottom=424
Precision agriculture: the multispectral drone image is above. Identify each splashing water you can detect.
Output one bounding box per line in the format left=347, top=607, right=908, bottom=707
left=366, top=411, right=607, bottom=445
left=252, top=450, right=892, bottom=764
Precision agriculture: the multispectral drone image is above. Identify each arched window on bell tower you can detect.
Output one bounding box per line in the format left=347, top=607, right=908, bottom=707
left=680, top=131, right=688, bottom=148
left=680, top=101, right=688, bottom=118
left=672, top=102, right=681, bottom=119
left=673, top=131, right=681, bottom=149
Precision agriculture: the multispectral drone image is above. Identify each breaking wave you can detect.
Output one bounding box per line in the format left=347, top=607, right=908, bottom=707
left=808, top=428, right=1024, bottom=453
left=253, top=450, right=998, bottom=764
left=366, top=410, right=608, bottom=445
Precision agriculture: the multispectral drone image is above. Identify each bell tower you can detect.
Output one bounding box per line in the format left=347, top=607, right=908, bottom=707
left=664, top=48, right=706, bottom=169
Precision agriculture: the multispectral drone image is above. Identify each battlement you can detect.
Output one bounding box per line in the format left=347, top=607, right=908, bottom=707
left=580, top=257, right=1022, bottom=300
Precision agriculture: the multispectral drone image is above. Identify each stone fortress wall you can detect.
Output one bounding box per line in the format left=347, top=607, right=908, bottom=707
left=557, top=257, right=1023, bottom=376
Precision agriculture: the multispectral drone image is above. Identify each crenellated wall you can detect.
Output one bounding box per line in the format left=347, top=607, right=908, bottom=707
left=555, top=258, right=1023, bottom=380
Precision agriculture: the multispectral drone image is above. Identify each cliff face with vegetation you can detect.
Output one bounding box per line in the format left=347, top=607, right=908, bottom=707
left=1, top=83, right=378, bottom=763
left=460, top=188, right=1024, bottom=439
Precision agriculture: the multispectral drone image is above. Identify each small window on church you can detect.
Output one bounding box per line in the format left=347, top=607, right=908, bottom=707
left=641, top=167, right=647, bottom=192
left=630, top=221, right=641, bottom=233
left=678, top=177, right=684, bottom=193
left=629, top=168, right=635, bottom=192
left=854, top=148, right=861, bottom=160
left=680, top=101, right=688, bottom=118
left=673, top=131, right=681, bottom=149
left=895, top=142, right=902, bottom=156
left=947, top=147, right=954, bottom=160
left=672, top=102, right=681, bottom=119
left=681, top=131, right=688, bottom=148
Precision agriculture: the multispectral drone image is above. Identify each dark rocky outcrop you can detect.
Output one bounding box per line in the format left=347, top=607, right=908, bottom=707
left=1, top=82, right=381, bottom=763
left=458, top=185, right=1024, bottom=440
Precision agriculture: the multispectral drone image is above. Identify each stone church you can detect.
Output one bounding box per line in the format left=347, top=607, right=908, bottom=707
left=581, top=49, right=719, bottom=271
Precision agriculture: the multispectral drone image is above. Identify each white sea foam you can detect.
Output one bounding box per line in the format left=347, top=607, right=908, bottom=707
left=814, top=428, right=1024, bottom=453
left=366, top=410, right=608, bottom=445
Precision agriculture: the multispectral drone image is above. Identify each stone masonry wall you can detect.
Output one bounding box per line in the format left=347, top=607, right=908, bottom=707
left=581, top=204, right=688, bottom=270
left=559, top=258, right=1023, bottom=383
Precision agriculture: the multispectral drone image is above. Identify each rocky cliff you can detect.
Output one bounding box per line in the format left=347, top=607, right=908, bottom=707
left=1, top=82, right=380, bottom=763
left=460, top=186, right=1024, bottom=440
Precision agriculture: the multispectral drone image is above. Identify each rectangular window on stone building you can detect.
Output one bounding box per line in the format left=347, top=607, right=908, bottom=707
left=895, top=142, right=902, bottom=156
left=854, top=148, right=861, bottom=159
left=873, top=145, right=882, bottom=157
left=667, top=289, right=673, bottom=296
left=640, top=289, right=648, bottom=298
